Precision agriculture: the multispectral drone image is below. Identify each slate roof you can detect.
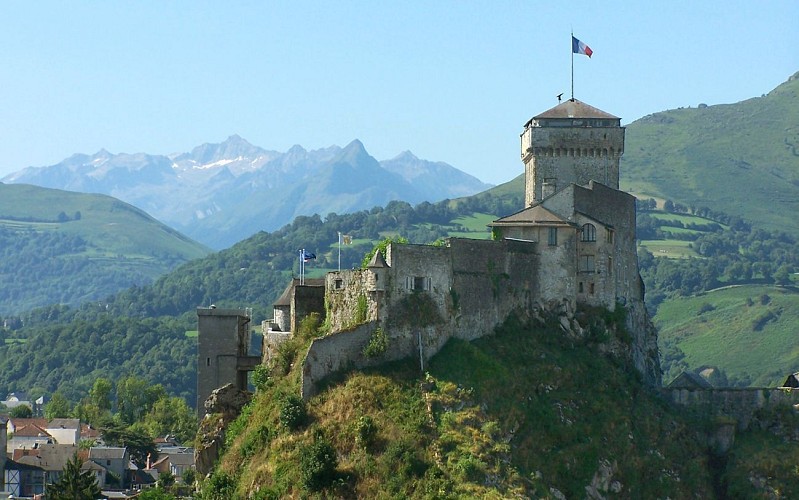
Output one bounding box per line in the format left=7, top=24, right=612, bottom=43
left=5, top=458, right=44, bottom=471
left=89, top=446, right=128, bottom=460
left=367, top=251, right=389, bottom=268
left=533, top=98, right=619, bottom=120
left=48, top=418, right=80, bottom=430
left=273, top=278, right=325, bottom=307
left=16, top=443, right=78, bottom=471
left=490, top=204, right=574, bottom=227
left=667, top=371, right=713, bottom=389
left=782, top=372, right=799, bottom=388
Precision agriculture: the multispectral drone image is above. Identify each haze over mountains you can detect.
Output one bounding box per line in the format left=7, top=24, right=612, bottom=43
left=3, top=136, right=492, bottom=249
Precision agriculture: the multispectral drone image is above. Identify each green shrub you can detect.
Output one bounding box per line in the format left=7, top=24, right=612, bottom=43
left=298, top=312, right=321, bottom=340
left=251, top=364, right=270, bottom=391
left=279, top=394, right=307, bottom=431
left=697, top=302, right=716, bottom=314
left=224, top=401, right=254, bottom=449
left=362, top=328, right=387, bottom=359
left=273, top=338, right=300, bottom=376
left=200, top=470, right=237, bottom=500
left=355, top=415, right=377, bottom=448
left=300, top=439, right=338, bottom=491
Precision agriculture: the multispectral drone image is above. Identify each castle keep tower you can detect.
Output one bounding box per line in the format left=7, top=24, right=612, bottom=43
left=196, top=307, right=261, bottom=414
left=521, top=98, right=624, bottom=206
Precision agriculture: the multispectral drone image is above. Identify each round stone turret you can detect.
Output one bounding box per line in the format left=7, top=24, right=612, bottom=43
left=521, top=98, right=625, bottom=205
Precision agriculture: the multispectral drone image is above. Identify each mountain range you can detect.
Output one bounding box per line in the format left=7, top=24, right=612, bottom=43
left=2, top=137, right=491, bottom=249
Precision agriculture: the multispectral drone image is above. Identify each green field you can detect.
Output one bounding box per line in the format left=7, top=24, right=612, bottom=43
left=639, top=239, right=698, bottom=259
left=656, top=285, right=799, bottom=386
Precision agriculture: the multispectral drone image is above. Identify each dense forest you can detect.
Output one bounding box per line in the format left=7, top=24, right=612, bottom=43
left=1, top=187, right=797, bottom=406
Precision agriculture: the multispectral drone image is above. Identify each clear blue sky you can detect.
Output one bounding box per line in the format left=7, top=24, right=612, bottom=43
left=1, top=1, right=797, bottom=185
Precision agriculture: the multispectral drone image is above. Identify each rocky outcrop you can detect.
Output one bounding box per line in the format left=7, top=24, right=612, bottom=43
left=625, top=300, right=662, bottom=387
left=194, top=384, right=252, bottom=476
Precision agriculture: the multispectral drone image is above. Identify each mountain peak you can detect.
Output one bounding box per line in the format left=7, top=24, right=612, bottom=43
left=393, top=150, right=419, bottom=162
left=223, top=134, right=252, bottom=147
left=344, top=139, right=366, bottom=152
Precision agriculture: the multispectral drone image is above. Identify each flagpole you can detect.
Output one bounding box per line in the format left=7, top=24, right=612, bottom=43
left=337, top=232, right=341, bottom=272
left=570, top=31, right=574, bottom=101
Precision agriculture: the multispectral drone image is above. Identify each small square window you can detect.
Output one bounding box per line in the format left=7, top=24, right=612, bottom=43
left=334, top=279, right=344, bottom=290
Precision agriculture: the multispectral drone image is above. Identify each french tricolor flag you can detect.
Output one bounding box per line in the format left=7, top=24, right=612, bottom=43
left=572, top=36, right=593, bottom=58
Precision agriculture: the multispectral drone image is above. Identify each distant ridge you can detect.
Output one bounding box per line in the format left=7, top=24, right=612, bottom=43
left=621, top=71, right=799, bottom=236
left=3, top=138, right=492, bottom=249
left=0, top=183, right=209, bottom=314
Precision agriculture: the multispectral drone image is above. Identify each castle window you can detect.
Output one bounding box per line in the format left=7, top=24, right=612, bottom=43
left=578, top=282, right=584, bottom=293
left=334, top=279, right=344, bottom=290
left=579, top=255, right=595, bottom=273
left=206, top=357, right=211, bottom=367
left=580, top=223, right=596, bottom=242
left=406, top=276, right=432, bottom=291
left=589, top=283, right=595, bottom=294
left=548, top=227, right=558, bottom=246
left=606, top=229, right=614, bottom=244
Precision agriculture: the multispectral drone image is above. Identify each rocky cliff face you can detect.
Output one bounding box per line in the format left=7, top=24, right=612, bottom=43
left=195, top=384, right=252, bottom=476
left=626, top=300, right=663, bottom=387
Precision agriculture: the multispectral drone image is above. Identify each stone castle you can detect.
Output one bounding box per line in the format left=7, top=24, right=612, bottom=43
left=196, top=97, right=661, bottom=409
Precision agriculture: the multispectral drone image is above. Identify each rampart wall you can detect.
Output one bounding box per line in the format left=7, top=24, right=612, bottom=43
left=661, top=387, right=799, bottom=430
left=301, top=322, right=378, bottom=399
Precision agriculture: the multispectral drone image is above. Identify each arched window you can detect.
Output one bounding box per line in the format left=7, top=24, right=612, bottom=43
left=580, top=223, right=596, bottom=242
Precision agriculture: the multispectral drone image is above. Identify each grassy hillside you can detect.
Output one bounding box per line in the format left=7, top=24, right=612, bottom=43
left=0, top=183, right=209, bottom=314
left=622, top=71, right=799, bottom=237
left=209, top=314, right=719, bottom=498
left=656, top=285, right=799, bottom=387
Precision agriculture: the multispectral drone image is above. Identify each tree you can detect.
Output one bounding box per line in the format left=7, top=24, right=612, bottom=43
left=116, top=376, right=166, bottom=425
left=47, top=452, right=102, bottom=500
left=138, top=487, right=176, bottom=500
left=90, top=377, right=113, bottom=411
left=101, top=421, right=158, bottom=468
left=45, top=392, right=72, bottom=419
left=9, top=404, right=33, bottom=418
left=143, top=396, right=197, bottom=444
left=158, top=469, right=176, bottom=489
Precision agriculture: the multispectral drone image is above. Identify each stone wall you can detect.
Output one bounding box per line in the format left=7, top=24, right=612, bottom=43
left=291, top=285, right=325, bottom=334
left=661, top=387, right=799, bottom=430
left=262, top=330, right=291, bottom=364
left=524, top=126, right=625, bottom=204
left=324, top=269, right=380, bottom=332
left=301, top=322, right=379, bottom=399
